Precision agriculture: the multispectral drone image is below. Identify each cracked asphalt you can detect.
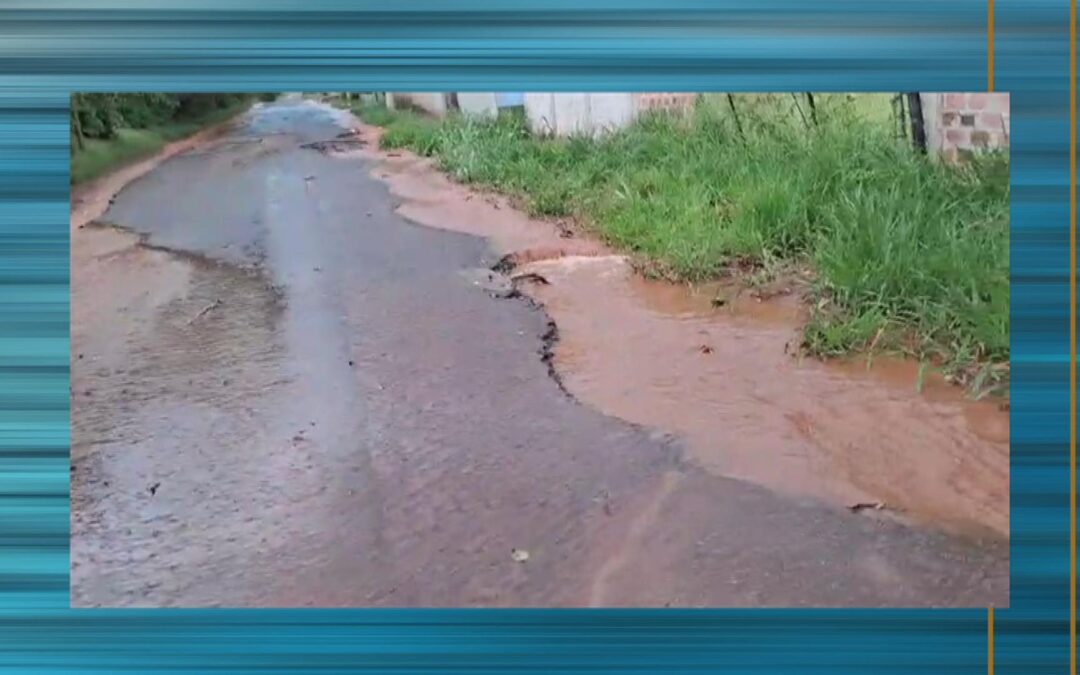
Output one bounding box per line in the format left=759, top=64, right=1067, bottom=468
left=70, top=98, right=1008, bottom=607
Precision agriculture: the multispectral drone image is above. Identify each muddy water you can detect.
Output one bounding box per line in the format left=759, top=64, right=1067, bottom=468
left=71, top=222, right=305, bottom=606
left=352, top=123, right=1009, bottom=541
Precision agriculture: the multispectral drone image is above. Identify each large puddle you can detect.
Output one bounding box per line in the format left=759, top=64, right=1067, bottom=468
left=343, top=122, right=1009, bottom=541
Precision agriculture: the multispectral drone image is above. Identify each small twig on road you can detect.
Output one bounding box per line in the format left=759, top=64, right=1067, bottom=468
left=187, top=299, right=222, bottom=325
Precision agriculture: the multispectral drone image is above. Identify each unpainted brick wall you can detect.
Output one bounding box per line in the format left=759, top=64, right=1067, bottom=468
left=635, top=93, right=697, bottom=112
left=921, top=93, right=1009, bottom=161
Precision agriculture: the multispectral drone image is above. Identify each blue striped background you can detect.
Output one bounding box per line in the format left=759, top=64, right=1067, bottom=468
left=0, top=0, right=1071, bottom=672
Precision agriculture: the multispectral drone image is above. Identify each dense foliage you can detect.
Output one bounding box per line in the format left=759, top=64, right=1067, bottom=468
left=70, top=93, right=276, bottom=148
left=69, top=93, right=277, bottom=184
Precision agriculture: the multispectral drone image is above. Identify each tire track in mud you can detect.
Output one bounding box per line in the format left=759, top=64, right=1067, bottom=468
left=587, top=470, right=683, bottom=607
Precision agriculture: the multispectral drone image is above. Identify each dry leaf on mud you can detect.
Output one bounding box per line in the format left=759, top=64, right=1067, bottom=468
left=510, top=548, right=530, bottom=563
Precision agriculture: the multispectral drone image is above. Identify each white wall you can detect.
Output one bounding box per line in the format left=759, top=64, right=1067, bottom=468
left=587, top=93, right=637, bottom=133
left=457, top=93, right=499, bottom=118
left=523, top=93, right=637, bottom=137
left=524, top=93, right=558, bottom=135
left=383, top=92, right=687, bottom=134
left=919, top=93, right=944, bottom=153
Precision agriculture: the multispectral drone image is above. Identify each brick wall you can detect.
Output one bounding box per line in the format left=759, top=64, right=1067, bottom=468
left=635, top=93, right=697, bottom=112
left=921, top=93, right=1009, bottom=161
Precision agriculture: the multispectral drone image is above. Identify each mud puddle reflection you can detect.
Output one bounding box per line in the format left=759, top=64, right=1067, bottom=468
left=345, top=122, right=1009, bottom=541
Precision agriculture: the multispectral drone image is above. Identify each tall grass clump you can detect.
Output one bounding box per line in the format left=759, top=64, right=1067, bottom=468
left=354, top=96, right=1009, bottom=388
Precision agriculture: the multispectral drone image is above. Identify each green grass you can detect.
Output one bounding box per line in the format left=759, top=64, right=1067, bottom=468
left=353, top=97, right=1009, bottom=392
left=71, top=103, right=251, bottom=185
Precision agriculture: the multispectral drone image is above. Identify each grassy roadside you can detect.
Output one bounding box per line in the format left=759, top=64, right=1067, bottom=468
left=70, top=102, right=252, bottom=185
left=349, top=97, right=1009, bottom=395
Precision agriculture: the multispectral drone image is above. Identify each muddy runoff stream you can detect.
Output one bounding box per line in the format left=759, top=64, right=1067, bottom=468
left=347, top=123, right=1009, bottom=542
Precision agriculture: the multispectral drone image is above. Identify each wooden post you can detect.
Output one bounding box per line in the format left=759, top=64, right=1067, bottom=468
left=726, top=94, right=744, bottom=139
left=905, top=92, right=927, bottom=153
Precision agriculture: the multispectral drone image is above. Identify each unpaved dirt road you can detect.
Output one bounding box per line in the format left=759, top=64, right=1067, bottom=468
left=71, top=98, right=1008, bottom=607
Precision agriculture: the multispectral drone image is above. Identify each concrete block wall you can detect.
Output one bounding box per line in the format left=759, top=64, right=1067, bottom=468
left=457, top=93, right=499, bottom=118
left=380, top=92, right=696, bottom=135
left=523, top=93, right=637, bottom=137
left=523, top=93, right=696, bottom=137
left=921, top=92, right=1010, bottom=161
left=582, top=93, right=637, bottom=133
